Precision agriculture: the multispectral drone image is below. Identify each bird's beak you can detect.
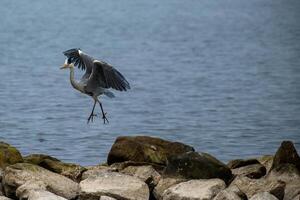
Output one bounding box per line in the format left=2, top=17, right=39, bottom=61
left=60, top=63, right=68, bottom=69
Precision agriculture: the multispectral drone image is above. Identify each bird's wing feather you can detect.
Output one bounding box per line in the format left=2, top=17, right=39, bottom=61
left=86, top=60, right=130, bottom=92
left=63, top=48, right=94, bottom=81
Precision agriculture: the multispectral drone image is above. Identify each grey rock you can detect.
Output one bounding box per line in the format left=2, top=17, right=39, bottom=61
left=16, top=180, right=47, bottom=199
left=213, top=185, right=247, bottom=200
left=229, top=176, right=285, bottom=199
left=26, top=190, right=67, bottom=200
left=79, top=172, right=149, bottom=200
left=153, top=177, right=186, bottom=200
left=2, top=163, right=79, bottom=199
left=232, top=164, right=266, bottom=179
left=121, top=165, right=161, bottom=189
left=0, top=196, right=13, bottom=200
left=249, top=192, right=278, bottom=200
left=163, top=179, right=226, bottom=200
left=257, top=155, right=274, bottom=174
left=99, top=196, right=117, bottom=200
left=82, top=165, right=116, bottom=180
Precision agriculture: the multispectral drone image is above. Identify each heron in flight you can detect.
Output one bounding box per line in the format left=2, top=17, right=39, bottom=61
left=60, top=48, right=130, bottom=124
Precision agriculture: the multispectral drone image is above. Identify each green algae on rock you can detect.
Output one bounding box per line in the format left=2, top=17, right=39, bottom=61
left=0, top=142, right=23, bottom=169
left=107, top=136, right=194, bottom=166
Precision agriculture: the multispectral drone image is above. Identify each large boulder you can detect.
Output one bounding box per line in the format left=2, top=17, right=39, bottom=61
left=213, top=185, right=247, bottom=200
left=249, top=192, right=278, bottom=200
left=107, top=136, right=194, bottom=165
left=0, top=142, right=23, bottom=169
left=232, top=164, right=266, bottom=179
left=162, top=179, right=226, bottom=200
left=24, top=154, right=86, bottom=182
left=79, top=171, right=149, bottom=200
left=164, top=151, right=233, bottom=184
left=271, top=141, right=300, bottom=171
left=2, top=163, right=79, bottom=199
left=153, top=177, right=187, bottom=200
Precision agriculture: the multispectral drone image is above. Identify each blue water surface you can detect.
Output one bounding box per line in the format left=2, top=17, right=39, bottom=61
left=0, top=0, right=299, bottom=165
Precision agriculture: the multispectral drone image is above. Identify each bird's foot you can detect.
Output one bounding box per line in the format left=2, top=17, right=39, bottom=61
left=87, top=113, right=97, bottom=124
left=102, top=112, right=109, bottom=124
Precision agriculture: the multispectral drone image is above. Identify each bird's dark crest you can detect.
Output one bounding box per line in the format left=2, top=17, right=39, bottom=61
left=63, top=48, right=86, bottom=70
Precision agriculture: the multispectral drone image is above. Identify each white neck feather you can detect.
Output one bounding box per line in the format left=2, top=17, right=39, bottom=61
left=69, top=67, right=84, bottom=93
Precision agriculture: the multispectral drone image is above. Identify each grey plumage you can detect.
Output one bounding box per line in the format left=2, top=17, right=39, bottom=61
left=62, top=48, right=130, bottom=123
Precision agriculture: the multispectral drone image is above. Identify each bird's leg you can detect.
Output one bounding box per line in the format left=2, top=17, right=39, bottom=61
left=87, top=100, right=97, bottom=124
left=97, top=99, right=109, bottom=124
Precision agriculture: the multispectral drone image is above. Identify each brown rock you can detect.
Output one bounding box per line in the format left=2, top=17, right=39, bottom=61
left=271, top=141, right=300, bottom=171
left=107, top=136, right=194, bottom=165
left=227, top=159, right=260, bottom=169
left=232, top=164, right=266, bottom=179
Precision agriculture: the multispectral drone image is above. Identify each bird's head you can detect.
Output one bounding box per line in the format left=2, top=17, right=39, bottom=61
left=60, top=58, right=74, bottom=69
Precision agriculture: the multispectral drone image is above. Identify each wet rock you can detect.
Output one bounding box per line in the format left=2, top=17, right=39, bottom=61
left=121, top=165, right=161, bottom=189
left=79, top=171, right=149, bottom=200
left=164, top=151, right=233, bottom=184
left=227, top=158, right=260, bottom=169
left=271, top=141, right=300, bottom=171
left=249, top=192, right=278, bottom=200
left=107, top=136, right=194, bottom=165
left=232, top=164, right=266, bottom=179
left=153, top=177, right=187, bottom=200
left=0, top=142, right=23, bottom=169
left=163, top=179, right=226, bottom=200
left=2, top=163, right=79, bottom=199
left=213, top=185, right=247, bottom=200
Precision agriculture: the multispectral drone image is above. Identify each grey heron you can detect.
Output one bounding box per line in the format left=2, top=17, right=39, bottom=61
left=60, top=48, right=130, bottom=124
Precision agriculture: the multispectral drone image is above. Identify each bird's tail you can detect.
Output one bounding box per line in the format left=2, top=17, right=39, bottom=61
left=104, top=91, right=115, bottom=98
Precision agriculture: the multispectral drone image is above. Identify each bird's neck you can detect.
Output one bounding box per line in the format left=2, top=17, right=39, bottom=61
left=69, top=67, right=84, bottom=93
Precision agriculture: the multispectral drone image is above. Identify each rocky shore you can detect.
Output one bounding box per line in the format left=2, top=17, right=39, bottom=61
left=0, top=136, right=299, bottom=200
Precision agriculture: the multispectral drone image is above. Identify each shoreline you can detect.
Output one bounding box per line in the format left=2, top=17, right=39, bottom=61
left=0, top=136, right=299, bottom=200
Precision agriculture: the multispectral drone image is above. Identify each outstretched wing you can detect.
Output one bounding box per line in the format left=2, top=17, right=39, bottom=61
left=63, top=48, right=95, bottom=81
left=86, top=60, right=130, bottom=92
